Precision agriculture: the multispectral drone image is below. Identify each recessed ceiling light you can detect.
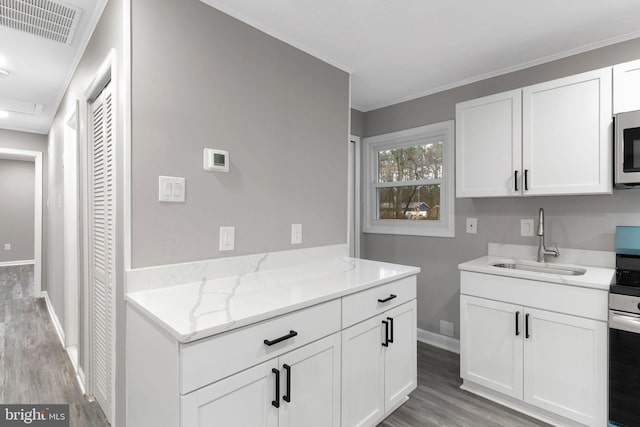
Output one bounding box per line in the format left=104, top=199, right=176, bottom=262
left=0, top=110, right=9, bottom=118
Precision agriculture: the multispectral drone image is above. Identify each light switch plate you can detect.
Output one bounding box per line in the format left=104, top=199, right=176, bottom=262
left=3, top=243, right=10, bottom=251
left=466, top=218, right=477, bottom=234
left=521, top=219, right=534, bottom=237
left=291, top=224, right=302, bottom=244
left=220, top=227, right=235, bottom=251
left=158, top=176, right=186, bottom=202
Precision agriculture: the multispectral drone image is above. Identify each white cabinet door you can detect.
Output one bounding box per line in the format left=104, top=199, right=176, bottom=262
left=522, top=68, right=612, bottom=195
left=456, top=89, right=522, bottom=197
left=384, top=300, right=417, bottom=411
left=342, top=314, right=385, bottom=427
left=523, top=308, right=607, bottom=427
left=460, top=295, right=523, bottom=399
left=279, top=333, right=341, bottom=427
left=614, top=59, right=640, bottom=113
left=181, top=359, right=279, bottom=427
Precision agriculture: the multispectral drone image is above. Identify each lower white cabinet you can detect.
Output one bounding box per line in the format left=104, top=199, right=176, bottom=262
left=460, top=289, right=607, bottom=427
left=127, top=274, right=418, bottom=427
left=182, top=333, right=341, bottom=427
left=342, top=300, right=417, bottom=427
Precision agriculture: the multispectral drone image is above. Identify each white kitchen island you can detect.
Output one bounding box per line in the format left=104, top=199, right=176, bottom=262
left=125, top=247, right=419, bottom=427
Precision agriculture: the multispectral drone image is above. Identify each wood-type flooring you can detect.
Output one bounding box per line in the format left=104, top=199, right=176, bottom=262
left=0, top=265, right=109, bottom=427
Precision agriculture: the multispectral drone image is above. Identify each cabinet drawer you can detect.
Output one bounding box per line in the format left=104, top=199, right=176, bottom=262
left=342, top=276, right=416, bottom=328
left=180, top=299, right=341, bottom=394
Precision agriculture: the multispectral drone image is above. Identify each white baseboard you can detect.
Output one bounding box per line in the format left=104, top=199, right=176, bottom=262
left=417, top=328, right=460, bottom=354
left=42, top=291, right=66, bottom=348
left=0, top=259, right=35, bottom=267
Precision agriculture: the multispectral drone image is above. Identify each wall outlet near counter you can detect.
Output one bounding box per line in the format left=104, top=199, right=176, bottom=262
left=291, top=224, right=302, bottom=244
left=466, top=218, right=477, bottom=234
left=3, top=243, right=10, bottom=251
left=440, top=320, right=454, bottom=337
left=521, top=219, right=534, bottom=237
left=219, top=227, right=235, bottom=251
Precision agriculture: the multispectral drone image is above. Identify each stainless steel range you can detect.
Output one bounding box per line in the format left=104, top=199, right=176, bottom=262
left=609, top=226, right=640, bottom=427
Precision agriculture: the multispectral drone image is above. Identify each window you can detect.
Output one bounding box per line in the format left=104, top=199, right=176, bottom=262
left=363, top=120, right=454, bottom=237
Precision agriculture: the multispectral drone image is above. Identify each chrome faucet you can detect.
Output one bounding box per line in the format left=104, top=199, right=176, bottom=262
left=536, top=208, right=559, bottom=263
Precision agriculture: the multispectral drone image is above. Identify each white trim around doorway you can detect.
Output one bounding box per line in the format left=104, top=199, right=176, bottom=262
left=0, top=148, right=43, bottom=297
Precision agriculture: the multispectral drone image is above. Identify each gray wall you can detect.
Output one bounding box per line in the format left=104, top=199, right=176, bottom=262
left=362, top=37, right=640, bottom=340
left=0, top=129, right=47, bottom=273
left=47, top=0, right=126, bottom=424
left=0, top=160, right=35, bottom=262
left=131, top=0, right=350, bottom=268
left=351, top=109, right=364, bottom=137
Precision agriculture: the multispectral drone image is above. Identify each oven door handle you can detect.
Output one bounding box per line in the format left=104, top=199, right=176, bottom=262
left=610, top=311, right=640, bottom=334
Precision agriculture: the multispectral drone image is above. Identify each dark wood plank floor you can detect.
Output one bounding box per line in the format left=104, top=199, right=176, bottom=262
left=0, top=265, right=109, bottom=427
left=380, top=342, right=551, bottom=427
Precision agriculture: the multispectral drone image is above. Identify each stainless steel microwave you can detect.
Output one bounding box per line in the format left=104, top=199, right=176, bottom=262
left=615, top=109, right=640, bottom=188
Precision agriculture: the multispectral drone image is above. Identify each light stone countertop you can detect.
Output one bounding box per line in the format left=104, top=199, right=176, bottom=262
left=126, top=257, right=420, bottom=343
left=459, top=255, right=615, bottom=291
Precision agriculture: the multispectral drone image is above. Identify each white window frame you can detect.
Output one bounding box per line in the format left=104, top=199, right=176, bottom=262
left=363, top=120, right=455, bottom=237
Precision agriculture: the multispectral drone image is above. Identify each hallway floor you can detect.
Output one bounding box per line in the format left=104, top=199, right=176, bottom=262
left=0, top=265, right=109, bottom=427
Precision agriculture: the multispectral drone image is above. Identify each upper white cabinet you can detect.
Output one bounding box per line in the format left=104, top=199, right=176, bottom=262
left=614, top=59, right=640, bottom=113
left=456, top=90, right=522, bottom=197
left=522, top=68, right=612, bottom=195
left=456, top=67, right=613, bottom=197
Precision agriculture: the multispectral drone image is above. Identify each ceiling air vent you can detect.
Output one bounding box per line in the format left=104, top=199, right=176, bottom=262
left=0, top=0, right=82, bottom=45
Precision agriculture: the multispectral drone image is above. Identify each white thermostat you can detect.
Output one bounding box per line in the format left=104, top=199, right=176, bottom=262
left=203, top=148, right=229, bottom=172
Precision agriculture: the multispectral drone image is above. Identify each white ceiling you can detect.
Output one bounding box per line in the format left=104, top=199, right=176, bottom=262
left=3, top=0, right=640, bottom=136
left=0, top=0, right=107, bottom=134
left=201, top=0, right=640, bottom=111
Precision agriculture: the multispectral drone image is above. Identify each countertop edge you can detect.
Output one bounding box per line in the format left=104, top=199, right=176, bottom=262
left=126, top=267, right=421, bottom=344
left=459, top=256, right=613, bottom=291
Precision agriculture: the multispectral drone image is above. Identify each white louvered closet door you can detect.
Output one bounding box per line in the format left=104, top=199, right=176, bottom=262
left=89, top=81, right=115, bottom=423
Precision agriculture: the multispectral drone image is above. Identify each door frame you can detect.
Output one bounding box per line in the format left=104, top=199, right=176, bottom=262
left=63, top=105, right=80, bottom=358
left=0, top=148, right=43, bottom=296
left=81, top=48, right=118, bottom=424
left=348, top=135, right=361, bottom=258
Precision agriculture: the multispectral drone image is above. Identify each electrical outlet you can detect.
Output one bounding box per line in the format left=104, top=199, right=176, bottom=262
left=291, top=224, right=302, bottom=244
left=219, top=227, right=235, bottom=251
left=521, top=219, right=534, bottom=237
left=440, top=320, right=454, bottom=337
left=3, top=243, right=10, bottom=251
left=466, top=218, right=477, bottom=234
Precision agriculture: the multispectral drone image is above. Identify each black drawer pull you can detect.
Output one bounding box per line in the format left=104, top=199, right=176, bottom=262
left=272, top=368, right=280, bottom=408
left=283, top=364, right=291, bottom=403
left=378, top=294, right=397, bottom=303
left=524, top=169, right=529, bottom=191
left=514, top=170, right=518, bottom=192
left=515, top=311, right=520, bottom=336
left=382, top=320, right=389, bottom=347
left=387, top=317, right=394, bottom=343
left=525, top=313, right=530, bottom=339
left=264, top=330, right=298, bottom=346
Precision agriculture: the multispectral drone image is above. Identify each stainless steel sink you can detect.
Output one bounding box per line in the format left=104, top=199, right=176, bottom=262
left=491, top=262, right=586, bottom=276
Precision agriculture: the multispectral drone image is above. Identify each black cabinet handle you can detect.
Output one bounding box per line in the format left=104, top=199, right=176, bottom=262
left=525, top=313, right=530, bottom=339
left=283, top=364, right=291, bottom=403
left=264, top=330, right=298, bottom=346
left=271, top=368, right=280, bottom=408
left=378, top=294, right=397, bottom=303
left=387, top=317, right=394, bottom=343
left=515, top=311, right=520, bottom=336
left=524, top=169, right=529, bottom=191
left=514, top=170, right=518, bottom=192
left=382, top=320, right=389, bottom=347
